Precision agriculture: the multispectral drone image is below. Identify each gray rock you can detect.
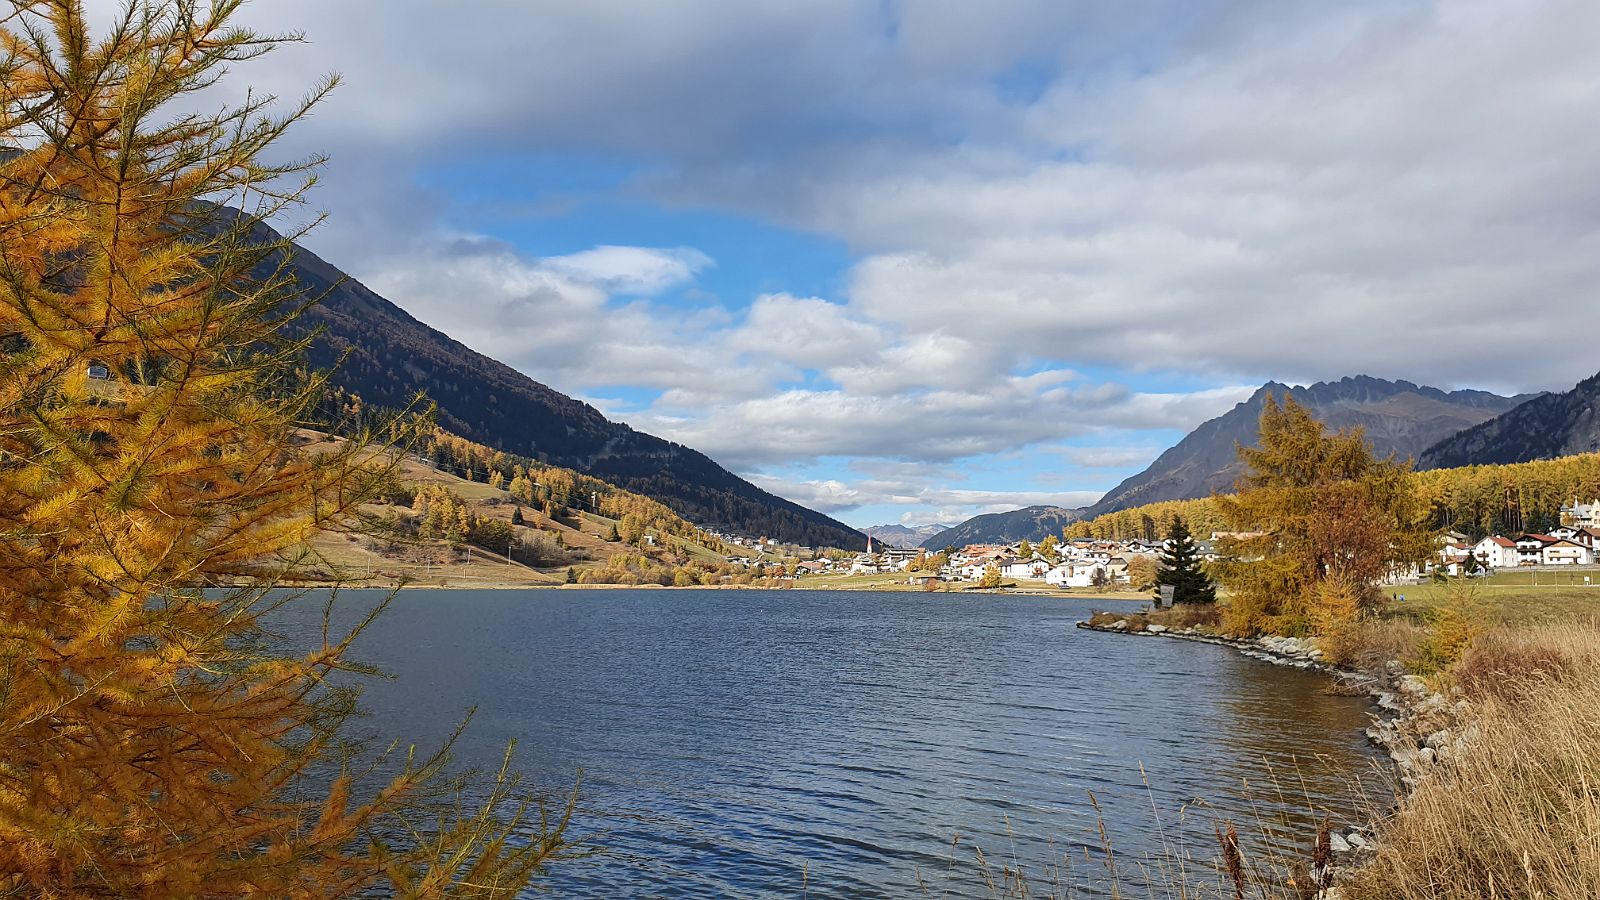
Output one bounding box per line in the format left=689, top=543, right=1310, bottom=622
left=1347, top=832, right=1372, bottom=850
left=1415, top=694, right=1448, bottom=715
left=1417, top=747, right=1436, bottom=766
left=1398, top=675, right=1429, bottom=696
left=1329, top=833, right=1352, bottom=854
left=1424, top=730, right=1450, bottom=749
left=1147, top=624, right=1168, bottom=634
left=1110, top=619, right=1128, bottom=630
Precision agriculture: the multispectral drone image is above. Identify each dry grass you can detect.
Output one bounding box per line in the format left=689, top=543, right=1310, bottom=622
left=1148, top=603, right=1225, bottom=630
left=1318, top=618, right=1428, bottom=673
left=1086, top=609, right=1150, bottom=630
left=1452, top=626, right=1585, bottom=704
left=1342, top=623, right=1600, bottom=900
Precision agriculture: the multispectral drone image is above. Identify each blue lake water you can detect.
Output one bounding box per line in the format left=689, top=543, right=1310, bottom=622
left=269, top=588, right=1382, bottom=898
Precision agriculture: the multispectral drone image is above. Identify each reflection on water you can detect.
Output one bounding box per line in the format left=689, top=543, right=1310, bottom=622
left=269, top=589, right=1382, bottom=898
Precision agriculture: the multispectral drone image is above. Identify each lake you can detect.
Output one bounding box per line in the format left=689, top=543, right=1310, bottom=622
left=271, top=588, right=1382, bottom=898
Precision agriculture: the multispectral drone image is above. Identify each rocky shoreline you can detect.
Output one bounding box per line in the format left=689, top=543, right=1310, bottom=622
left=1077, top=614, right=1471, bottom=887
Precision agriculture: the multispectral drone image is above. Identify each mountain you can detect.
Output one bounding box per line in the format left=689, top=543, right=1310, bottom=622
left=920, top=506, right=1084, bottom=549
left=269, top=234, right=864, bottom=549
left=1420, top=371, right=1600, bottom=469
left=863, top=523, right=949, bottom=549
left=1083, top=376, right=1535, bottom=518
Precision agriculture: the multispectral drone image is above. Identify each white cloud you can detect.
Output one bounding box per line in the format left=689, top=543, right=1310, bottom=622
left=746, top=473, right=1103, bottom=522
left=1062, top=446, right=1168, bottom=469
left=634, top=380, right=1251, bottom=469
left=70, top=0, right=1600, bottom=521
left=541, top=246, right=712, bottom=295
left=731, top=293, right=886, bottom=369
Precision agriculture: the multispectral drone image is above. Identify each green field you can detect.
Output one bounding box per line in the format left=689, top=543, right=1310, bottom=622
left=1383, top=576, right=1600, bottom=626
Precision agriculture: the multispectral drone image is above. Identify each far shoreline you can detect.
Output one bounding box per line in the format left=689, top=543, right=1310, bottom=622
left=272, top=580, right=1155, bottom=601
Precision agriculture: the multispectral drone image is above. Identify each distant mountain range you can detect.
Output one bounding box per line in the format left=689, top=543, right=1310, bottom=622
left=863, top=523, right=949, bottom=549
left=1421, top=371, right=1600, bottom=469
left=919, top=506, right=1084, bottom=549
left=1080, top=376, right=1535, bottom=519
left=259, top=225, right=865, bottom=549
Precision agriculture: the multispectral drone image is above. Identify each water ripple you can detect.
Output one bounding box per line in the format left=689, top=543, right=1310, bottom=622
left=272, top=589, right=1382, bottom=899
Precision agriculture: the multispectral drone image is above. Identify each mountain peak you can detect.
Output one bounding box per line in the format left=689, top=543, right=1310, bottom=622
left=1082, top=376, right=1528, bottom=518
left=261, top=222, right=866, bottom=549
left=1421, top=370, right=1600, bottom=468
left=919, top=506, right=1084, bottom=549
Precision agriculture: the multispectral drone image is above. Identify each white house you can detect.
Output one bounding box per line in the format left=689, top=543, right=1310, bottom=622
left=1542, top=539, right=1594, bottom=566
left=1000, top=557, right=1048, bottom=581
left=849, top=554, right=880, bottom=574
left=1105, top=557, right=1130, bottom=583
left=1473, top=535, right=1519, bottom=569
left=1515, top=535, right=1553, bottom=566
left=870, top=548, right=919, bottom=571
left=1044, top=562, right=1107, bottom=588
left=957, top=561, right=991, bottom=581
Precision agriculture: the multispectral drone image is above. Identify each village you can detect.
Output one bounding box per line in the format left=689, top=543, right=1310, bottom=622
left=785, top=535, right=1181, bottom=588
left=1432, top=499, right=1600, bottom=575
left=747, top=498, right=1600, bottom=591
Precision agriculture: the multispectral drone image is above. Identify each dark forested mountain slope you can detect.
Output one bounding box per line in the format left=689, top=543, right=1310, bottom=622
left=1421, top=371, right=1600, bottom=469
left=273, top=236, right=863, bottom=549
left=1083, top=376, right=1533, bottom=518
left=920, top=506, right=1084, bottom=549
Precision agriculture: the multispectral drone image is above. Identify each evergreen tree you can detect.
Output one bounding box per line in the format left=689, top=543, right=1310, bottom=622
left=512, top=506, right=526, bottom=526
left=1155, top=517, right=1216, bottom=604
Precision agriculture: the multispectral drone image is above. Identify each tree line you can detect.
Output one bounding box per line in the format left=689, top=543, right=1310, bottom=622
left=1066, top=446, right=1600, bottom=545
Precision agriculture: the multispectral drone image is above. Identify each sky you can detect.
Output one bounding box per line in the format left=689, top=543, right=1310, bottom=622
left=88, top=0, right=1600, bottom=527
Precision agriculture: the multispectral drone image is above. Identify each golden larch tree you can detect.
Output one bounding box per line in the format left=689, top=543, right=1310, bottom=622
left=0, top=1, right=570, bottom=895
left=1213, top=394, right=1429, bottom=636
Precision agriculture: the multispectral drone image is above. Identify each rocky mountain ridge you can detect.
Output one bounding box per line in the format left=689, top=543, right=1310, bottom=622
left=1081, top=376, right=1534, bottom=518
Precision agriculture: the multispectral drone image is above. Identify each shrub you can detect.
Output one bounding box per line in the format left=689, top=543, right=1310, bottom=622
left=1148, top=603, right=1223, bottom=631
left=1319, top=617, right=1428, bottom=673
left=1411, top=580, right=1486, bottom=675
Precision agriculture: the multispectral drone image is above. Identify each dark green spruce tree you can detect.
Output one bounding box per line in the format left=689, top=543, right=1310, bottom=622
left=1156, top=517, right=1216, bottom=604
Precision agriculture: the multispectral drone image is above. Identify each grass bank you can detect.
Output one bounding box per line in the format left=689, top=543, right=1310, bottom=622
left=1079, top=586, right=1600, bottom=899
left=1341, top=621, right=1600, bottom=900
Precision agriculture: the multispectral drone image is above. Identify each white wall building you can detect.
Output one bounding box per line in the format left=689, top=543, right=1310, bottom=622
left=1473, top=535, right=1519, bottom=569
left=1045, top=562, right=1107, bottom=588
left=1542, top=539, right=1594, bottom=566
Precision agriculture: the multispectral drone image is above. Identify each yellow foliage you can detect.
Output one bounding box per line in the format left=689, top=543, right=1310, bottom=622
left=1213, top=395, right=1427, bottom=636
left=0, top=2, right=569, bottom=894
left=1413, top=579, right=1488, bottom=675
